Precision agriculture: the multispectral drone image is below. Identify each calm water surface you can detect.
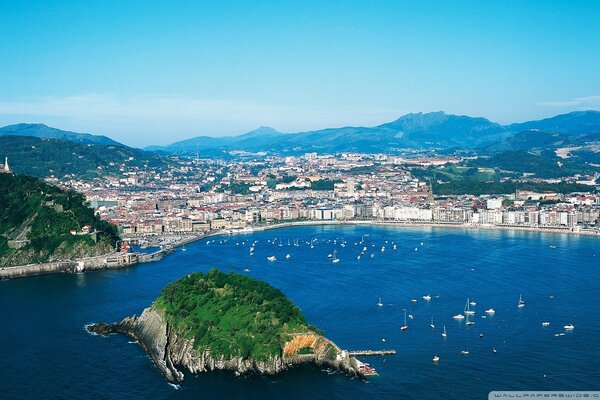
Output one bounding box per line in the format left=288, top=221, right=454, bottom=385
left=1, top=225, right=599, bottom=399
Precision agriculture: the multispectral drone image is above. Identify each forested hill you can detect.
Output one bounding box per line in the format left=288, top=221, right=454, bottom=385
left=0, top=173, right=119, bottom=267
left=154, top=269, right=321, bottom=361
left=0, top=135, right=166, bottom=179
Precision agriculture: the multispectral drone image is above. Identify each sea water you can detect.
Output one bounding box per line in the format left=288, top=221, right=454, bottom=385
left=1, top=225, right=599, bottom=399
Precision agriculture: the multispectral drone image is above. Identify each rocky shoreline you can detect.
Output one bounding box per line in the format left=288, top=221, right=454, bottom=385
left=88, top=306, right=365, bottom=382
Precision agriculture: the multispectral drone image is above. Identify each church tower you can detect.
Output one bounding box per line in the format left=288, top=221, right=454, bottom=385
left=2, top=157, right=9, bottom=173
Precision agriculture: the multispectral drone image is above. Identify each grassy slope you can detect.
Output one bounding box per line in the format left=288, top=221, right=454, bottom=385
left=0, top=173, right=119, bottom=264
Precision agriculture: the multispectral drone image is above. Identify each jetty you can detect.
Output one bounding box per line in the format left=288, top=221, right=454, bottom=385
left=348, top=349, right=396, bottom=357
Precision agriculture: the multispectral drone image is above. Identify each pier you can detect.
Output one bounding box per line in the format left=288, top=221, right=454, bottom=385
left=348, top=349, right=396, bottom=357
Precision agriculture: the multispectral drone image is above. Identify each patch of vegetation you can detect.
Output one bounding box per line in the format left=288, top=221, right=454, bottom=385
left=432, top=179, right=596, bottom=196
left=216, top=181, right=252, bottom=195
left=310, top=179, right=341, bottom=191
left=154, top=269, right=321, bottom=361
left=0, top=173, right=119, bottom=265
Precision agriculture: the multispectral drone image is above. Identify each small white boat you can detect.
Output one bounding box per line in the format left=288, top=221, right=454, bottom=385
left=517, top=294, right=526, bottom=308
left=267, top=256, right=277, bottom=262
left=555, top=333, right=565, bottom=337
left=442, top=325, right=447, bottom=338
left=452, top=314, right=465, bottom=320
left=285, top=254, right=291, bottom=259
left=485, top=308, right=495, bottom=315
left=542, top=322, right=550, bottom=327
left=243, top=268, right=251, bottom=272
left=381, top=246, right=385, bottom=252
left=327, top=253, right=332, bottom=259
left=460, top=350, right=469, bottom=355
left=564, top=324, right=575, bottom=330
left=410, top=299, right=418, bottom=303
left=492, top=348, right=497, bottom=354
left=430, top=316, right=435, bottom=329
left=432, top=355, right=440, bottom=363
left=422, top=294, right=432, bottom=301
left=469, top=300, right=476, bottom=306
left=370, top=254, right=375, bottom=258
left=408, top=314, right=414, bottom=320
left=401, top=309, right=408, bottom=331
left=377, top=297, right=384, bottom=307
left=464, top=299, right=475, bottom=315
left=414, top=247, right=418, bottom=251
left=393, top=245, right=397, bottom=251
left=332, top=250, right=340, bottom=263
left=356, top=255, right=361, bottom=260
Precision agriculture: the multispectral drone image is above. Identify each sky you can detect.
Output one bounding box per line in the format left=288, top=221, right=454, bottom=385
left=0, top=0, right=599, bottom=147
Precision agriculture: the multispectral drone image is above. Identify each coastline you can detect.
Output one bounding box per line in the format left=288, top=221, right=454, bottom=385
left=2, top=220, right=598, bottom=280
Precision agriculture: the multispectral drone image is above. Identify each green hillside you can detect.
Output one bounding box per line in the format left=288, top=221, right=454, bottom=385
left=0, top=135, right=166, bottom=179
left=0, top=173, right=119, bottom=266
left=154, top=269, right=320, bottom=361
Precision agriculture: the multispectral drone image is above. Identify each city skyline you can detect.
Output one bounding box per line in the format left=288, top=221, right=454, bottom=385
left=1, top=1, right=599, bottom=146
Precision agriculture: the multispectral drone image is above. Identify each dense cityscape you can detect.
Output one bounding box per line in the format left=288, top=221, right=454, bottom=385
left=50, top=151, right=600, bottom=249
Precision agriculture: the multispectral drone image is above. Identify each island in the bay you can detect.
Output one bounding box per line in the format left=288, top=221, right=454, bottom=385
left=88, top=269, right=367, bottom=381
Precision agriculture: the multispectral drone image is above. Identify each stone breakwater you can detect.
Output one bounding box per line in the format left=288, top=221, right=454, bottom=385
left=88, top=306, right=364, bottom=382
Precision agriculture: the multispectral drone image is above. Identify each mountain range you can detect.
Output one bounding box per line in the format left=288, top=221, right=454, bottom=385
left=0, top=123, right=120, bottom=145
left=1, top=111, right=600, bottom=160
left=146, top=110, right=600, bottom=155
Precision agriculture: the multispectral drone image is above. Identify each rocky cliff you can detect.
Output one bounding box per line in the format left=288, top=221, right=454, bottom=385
left=88, top=306, right=364, bottom=382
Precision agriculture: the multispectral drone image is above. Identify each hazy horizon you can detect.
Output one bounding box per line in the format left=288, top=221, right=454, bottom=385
left=1, top=1, right=599, bottom=147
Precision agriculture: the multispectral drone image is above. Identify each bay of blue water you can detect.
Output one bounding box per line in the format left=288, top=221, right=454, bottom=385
left=1, top=225, right=599, bottom=399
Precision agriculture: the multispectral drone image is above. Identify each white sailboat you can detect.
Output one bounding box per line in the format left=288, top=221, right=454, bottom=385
left=464, top=298, right=475, bottom=315
left=518, top=294, right=526, bottom=308
left=377, top=297, right=384, bottom=307
left=442, top=325, right=447, bottom=338
left=267, top=256, right=276, bottom=261
left=422, top=294, right=432, bottom=301
left=432, top=355, right=440, bottom=363
left=401, top=309, right=408, bottom=331
left=430, top=316, right=435, bottom=329
left=465, top=312, right=475, bottom=326
left=332, top=249, right=340, bottom=263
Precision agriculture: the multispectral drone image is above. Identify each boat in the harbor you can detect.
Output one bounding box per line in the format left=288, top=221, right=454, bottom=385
left=564, top=324, right=575, bottom=330
left=377, top=297, right=384, bottom=307
left=267, top=256, right=276, bottom=262
left=401, top=309, right=408, bottom=331
left=542, top=322, right=550, bottom=327
left=464, top=298, right=475, bottom=315
left=422, top=294, right=432, bottom=301
left=285, top=254, right=291, bottom=259
left=465, top=313, right=475, bottom=326
left=442, top=325, right=447, bottom=338
left=485, top=308, right=495, bottom=315
left=357, top=361, right=378, bottom=377
left=452, top=314, right=465, bottom=320
left=332, top=250, right=340, bottom=263
left=432, top=355, right=440, bottom=363
left=430, top=316, right=435, bottom=329
left=460, top=350, right=470, bottom=355
left=518, top=294, right=526, bottom=308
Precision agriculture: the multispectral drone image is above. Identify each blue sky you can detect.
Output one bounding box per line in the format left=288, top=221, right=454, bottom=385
left=0, top=1, right=599, bottom=146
